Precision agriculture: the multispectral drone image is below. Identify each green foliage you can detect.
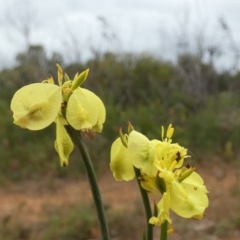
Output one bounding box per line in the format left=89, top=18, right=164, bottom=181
left=1, top=45, right=240, bottom=181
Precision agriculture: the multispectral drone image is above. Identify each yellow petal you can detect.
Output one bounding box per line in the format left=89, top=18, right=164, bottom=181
left=154, top=141, right=187, bottom=170
left=149, top=192, right=172, bottom=225
left=54, top=118, right=74, bottom=167
left=10, top=83, right=62, bottom=130
left=110, top=138, right=135, bottom=181
left=66, top=88, right=98, bottom=130
left=166, top=124, right=174, bottom=139
left=182, top=171, right=209, bottom=193
left=170, top=173, right=209, bottom=218
left=56, top=113, right=68, bottom=125
left=140, top=175, right=159, bottom=194
left=81, top=88, right=106, bottom=132
left=128, top=131, right=157, bottom=176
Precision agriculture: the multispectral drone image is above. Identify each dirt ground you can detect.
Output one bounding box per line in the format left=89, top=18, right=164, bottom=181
left=1, top=158, right=240, bottom=240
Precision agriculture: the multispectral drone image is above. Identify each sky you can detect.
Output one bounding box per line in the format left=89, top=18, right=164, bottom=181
left=0, top=0, right=240, bottom=71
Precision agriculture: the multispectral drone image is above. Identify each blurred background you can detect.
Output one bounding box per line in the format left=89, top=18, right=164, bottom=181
left=1, top=0, right=240, bottom=239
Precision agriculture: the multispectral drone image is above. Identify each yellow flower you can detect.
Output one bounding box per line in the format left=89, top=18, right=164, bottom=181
left=10, top=64, right=106, bottom=166
left=110, top=124, right=209, bottom=228
left=110, top=125, right=187, bottom=180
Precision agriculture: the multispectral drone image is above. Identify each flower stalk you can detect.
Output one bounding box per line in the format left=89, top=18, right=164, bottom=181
left=160, top=221, right=168, bottom=240
left=65, top=125, right=110, bottom=240
left=134, top=167, right=153, bottom=240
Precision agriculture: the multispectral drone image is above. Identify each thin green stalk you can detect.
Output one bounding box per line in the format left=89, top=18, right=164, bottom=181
left=65, top=126, right=110, bottom=240
left=134, top=167, right=153, bottom=240
left=160, top=221, right=168, bottom=240
left=155, top=175, right=168, bottom=239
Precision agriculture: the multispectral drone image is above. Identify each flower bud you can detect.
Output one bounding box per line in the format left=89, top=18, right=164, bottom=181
left=71, top=69, right=89, bottom=91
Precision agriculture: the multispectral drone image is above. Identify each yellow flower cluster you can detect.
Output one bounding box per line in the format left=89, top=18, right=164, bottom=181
left=10, top=64, right=106, bottom=166
left=110, top=124, right=209, bottom=227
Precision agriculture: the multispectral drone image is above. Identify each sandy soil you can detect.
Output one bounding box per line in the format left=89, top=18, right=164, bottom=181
left=1, top=159, right=240, bottom=240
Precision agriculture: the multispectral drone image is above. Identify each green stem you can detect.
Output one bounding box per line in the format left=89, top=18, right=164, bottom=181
left=134, top=167, right=153, bottom=240
left=160, top=221, right=168, bottom=240
left=65, top=126, right=110, bottom=240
